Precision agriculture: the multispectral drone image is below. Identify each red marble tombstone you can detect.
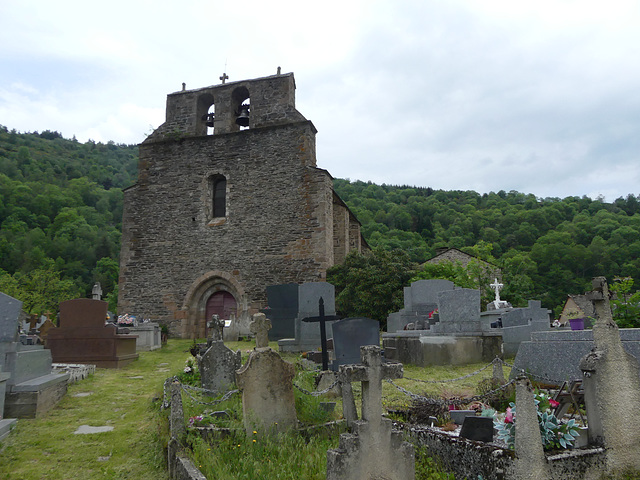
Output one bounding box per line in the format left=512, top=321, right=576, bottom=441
left=46, top=299, right=138, bottom=368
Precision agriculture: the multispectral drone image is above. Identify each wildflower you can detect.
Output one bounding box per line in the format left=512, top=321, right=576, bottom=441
left=504, top=407, right=514, bottom=424
left=549, top=399, right=560, bottom=408
left=253, top=430, right=257, bottom=434
left=253, top=439, right=256, bottom=443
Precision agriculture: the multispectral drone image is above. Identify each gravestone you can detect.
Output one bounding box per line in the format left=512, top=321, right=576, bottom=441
left=327, top=346, right=414, bottom=480
left=579, top=277, right=640, bottom=473
left=383, top=285, right=502, bottom=366
left=222, top=314, right=240, bottom=342
left=331, top=317, right=380, bottom=372
left=499, top=300, right=551, bottom=356
left=128, top=322, right=162, bottom=351
left=250, top=313, right=271, bottom=349
left=278, top=282, right=339, bottom=353
left=429, top=288, right=481, bottom=334
left=235, top=347, right=297, bottom=436
left=197, top=341, right=241, bottom=394
left=46, top=299, right=139, bottom=368
left=263, top=283, right=299, bottom=340
left=0, top=292, right=69, bottom=419
left=512, top=329, right=640, bottom=383
left=459, top=416, right=493, bottom=442
left=386, top=280, right=454, bottom=333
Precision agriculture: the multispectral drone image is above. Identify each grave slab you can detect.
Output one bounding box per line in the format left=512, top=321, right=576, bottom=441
left=73, top=425, right=114, bottom=434
left=46, top=299, right=138, bottom=368
left=236, top=347, right=297, bottom=436
left=1, top=292, right=69, bottom=419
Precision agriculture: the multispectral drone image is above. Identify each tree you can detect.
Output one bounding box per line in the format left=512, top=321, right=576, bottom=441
left=327, top=249, right=417, bottom=329
left=11, top=263, right=81, bottom=315
left=610, top=276, right=640, bottom=328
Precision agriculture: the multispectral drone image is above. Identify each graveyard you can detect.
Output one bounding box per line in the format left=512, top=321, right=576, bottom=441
left=2, top=280, right=640, bottom=479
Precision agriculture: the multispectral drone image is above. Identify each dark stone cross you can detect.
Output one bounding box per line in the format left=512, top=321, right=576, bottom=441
left=219, top=72, right=229, bottom=84
left=302, top=297, right=340, bottom=371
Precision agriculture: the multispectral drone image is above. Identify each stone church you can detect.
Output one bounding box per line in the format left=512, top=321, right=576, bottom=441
left=118, top=71, right=366, bottom=338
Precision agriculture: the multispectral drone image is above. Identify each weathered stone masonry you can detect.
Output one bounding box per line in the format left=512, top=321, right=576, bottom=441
left=118, top=72, right=365, bottom=338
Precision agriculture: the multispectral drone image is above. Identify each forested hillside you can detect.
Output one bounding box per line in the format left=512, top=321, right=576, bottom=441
left=1, top=126, right=639, bottom=319
left=0, top=125, right=137, bottom=314
left=333, top=179, right=640, bottom=314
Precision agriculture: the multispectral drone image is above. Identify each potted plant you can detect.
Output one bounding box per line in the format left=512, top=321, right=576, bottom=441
left=566, top=310, right=585, bottom=331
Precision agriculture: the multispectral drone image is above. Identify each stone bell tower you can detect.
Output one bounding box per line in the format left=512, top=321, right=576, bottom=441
left=118, top=71, right=365, bottom=338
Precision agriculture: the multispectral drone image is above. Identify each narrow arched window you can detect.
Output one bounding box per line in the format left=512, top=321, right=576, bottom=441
left=212, top=175, right=226, bottom=218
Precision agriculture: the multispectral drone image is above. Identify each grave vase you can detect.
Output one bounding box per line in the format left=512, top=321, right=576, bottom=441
left=569, top=318, right=585, bottom=331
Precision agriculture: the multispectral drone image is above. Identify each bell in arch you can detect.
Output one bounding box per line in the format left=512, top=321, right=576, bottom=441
left=203, top=113, right=215, bottom=128
left=235, top=104, right=250, bottom=127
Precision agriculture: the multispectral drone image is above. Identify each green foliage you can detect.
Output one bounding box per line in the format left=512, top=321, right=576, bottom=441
left=0, top=126, right=135, bottom=313
left=327, top=249, right=417, bottom=328
left=494, top=393, right=579, bottom=451
left=0, top=263, right=80, bottom=315
left=414, top=447, right=456, bottom=479
left=334, top=178, right=640, bottom=314
left=175, top=355, right=201, bottom=386
left=610, top=276, right=640, bottom=328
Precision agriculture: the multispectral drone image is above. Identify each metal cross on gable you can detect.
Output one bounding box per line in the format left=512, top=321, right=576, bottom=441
left=302, top=297, right=340, bottom=371
left=219, top=72, right=229, bottom=84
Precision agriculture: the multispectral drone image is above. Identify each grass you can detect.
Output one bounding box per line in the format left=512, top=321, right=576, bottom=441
left=0, top=339, right=197, bottom=480
left=0, top=338, right=511, bottom=479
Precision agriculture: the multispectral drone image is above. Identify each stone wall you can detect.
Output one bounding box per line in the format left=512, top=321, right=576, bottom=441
left=118, top=73, right=364, bottom=337
left=404, top=425, right=607, bottom=480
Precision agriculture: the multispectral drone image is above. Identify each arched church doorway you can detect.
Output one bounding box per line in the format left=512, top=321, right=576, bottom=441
left=205, top=291, right=237, bottom=337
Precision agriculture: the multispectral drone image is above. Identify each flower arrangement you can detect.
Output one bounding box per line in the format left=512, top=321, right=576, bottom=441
left=117, top=313, right=136, bottom=326
left=184, top=357, right=196, bottom=374
left=494, top=392, right=579, bottom=450
left=177, top=356, right=201, bottom=386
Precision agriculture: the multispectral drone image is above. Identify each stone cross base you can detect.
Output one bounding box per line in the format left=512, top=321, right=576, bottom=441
left=327, top=417, right=415, bottom=480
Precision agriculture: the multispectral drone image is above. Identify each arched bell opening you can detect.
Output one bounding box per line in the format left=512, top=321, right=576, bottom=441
left=197, top=93, right=215, bottom=136
left=231, top=86, right=250, bottom=131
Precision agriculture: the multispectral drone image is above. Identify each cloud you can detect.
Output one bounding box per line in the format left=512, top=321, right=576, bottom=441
left=1, top=1, right=639, bottom=200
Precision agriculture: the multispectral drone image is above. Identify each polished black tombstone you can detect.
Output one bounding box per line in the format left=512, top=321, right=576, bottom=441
left=459, top=416, right=494, bottom=442
left=331, top=317, right=380, bottom=371
left=263, top=283, right=299, bottom=341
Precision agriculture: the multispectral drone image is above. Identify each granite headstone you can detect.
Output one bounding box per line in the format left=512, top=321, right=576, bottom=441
left=331, top=317, right=380, bottom=371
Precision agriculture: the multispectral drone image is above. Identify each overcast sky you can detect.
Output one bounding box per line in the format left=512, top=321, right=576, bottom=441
left=1, top=0, right=639, bottom=201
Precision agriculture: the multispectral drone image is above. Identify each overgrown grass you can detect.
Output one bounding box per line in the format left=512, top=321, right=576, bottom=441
left=0, top=338, right=510, bottom=479
left=0, top=339, right=197, bottom=480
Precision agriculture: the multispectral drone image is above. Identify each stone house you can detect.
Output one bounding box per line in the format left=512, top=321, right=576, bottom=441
left=424, top=247, right=501, bottom=279
left=559, top=294, right=597, bottom=326
left=118, top=72, right=366, bottom=338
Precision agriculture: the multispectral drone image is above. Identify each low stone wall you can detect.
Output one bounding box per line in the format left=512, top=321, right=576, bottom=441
left=403, top=424, right=514, bottom=479
left=403, top=424, right=608, bottom=480
left=173, top=456, right=207, bottom=480
left=168, top=382, right=208, bottom=480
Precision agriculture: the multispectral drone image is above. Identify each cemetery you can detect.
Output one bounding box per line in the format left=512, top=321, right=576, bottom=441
left=2, top=277, right=640, bottom=479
